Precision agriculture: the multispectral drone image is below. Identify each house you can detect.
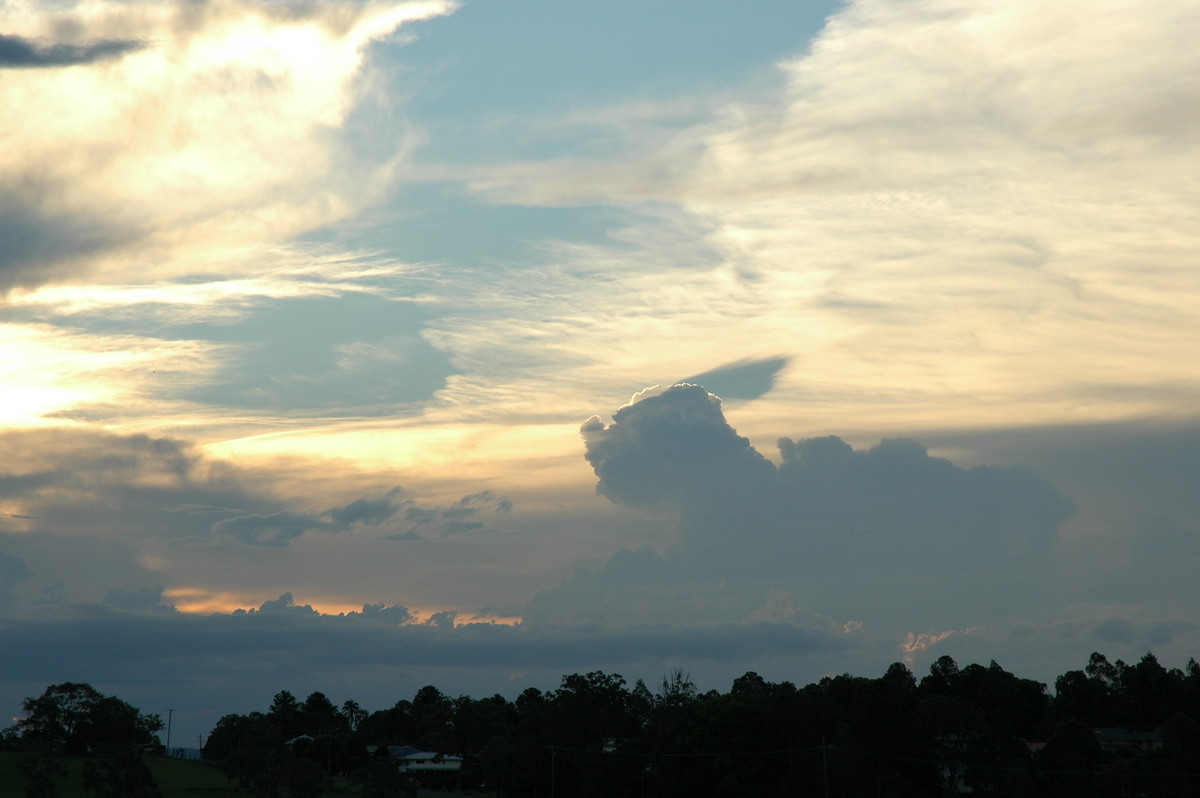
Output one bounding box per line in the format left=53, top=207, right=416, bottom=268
left=398, top=749, right=463, bottom=773
left=1094, top=727, right=1163, bottom=753
left=366, top=744, right=464, bottom=772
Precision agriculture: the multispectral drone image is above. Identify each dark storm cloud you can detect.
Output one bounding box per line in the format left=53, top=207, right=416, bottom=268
left=555, top=384, right=1074, bottom=628
left=774, top=434, right=1069, bottom=565
left=582, top=384, right=1068, bottom=567
left=917, top=420, right=1200, bottom=611
left=0, top=34, right=144, bottom=68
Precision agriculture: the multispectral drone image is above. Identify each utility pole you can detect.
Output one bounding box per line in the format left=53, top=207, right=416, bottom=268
left=166, top=709, right=175, bottom=755
left=550, top=745, right=556, bottom=798
left=822, top=736, right=830, bottom=798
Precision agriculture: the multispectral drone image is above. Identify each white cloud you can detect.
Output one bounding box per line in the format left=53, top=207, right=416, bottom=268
left=0, top=0, right=454, bottom=291
left=419, top=0, right=1200, bottom=436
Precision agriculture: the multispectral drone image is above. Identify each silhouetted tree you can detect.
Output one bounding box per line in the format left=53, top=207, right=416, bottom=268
left=340, top=700, right=367, bottom=731
left=267, top=691, right=305, bottom=740
left=16, top=683, right=161, bottom=755
left=357, top=700, right=413, bottom=745
left=198, top=650, right=1200, bottom=798
left=300, top=692, right=346, bottom=736
left=1120, top=652, right=1183, bottom=728
left=203, top=712, right=288, bottom=798
left=410, top=685, right=453, bottom=751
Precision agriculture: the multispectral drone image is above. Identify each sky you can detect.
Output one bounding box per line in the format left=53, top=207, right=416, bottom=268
left=2, top=0, right=1198, bottom=750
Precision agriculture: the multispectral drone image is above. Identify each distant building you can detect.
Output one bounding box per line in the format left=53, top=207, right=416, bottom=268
left=1094, top=727, right=1163, bottom=753
left=366, top=744, right=464, bottom=772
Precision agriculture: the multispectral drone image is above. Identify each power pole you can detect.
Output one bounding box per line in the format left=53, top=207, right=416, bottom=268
left=822, top=736, right=830, bottom=798
left=166, top=709, right=175, bottom=755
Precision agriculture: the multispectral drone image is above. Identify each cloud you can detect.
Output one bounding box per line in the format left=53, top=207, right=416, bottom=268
left=679, top=356, right=789, bottom=401
left=0, top=427, right=512, bottom=555
left=0, top=427, right=520, bottom=622
left=415, top=0, right=1200, bottom=435
left=0, top=33, right=143, bottom=68
left=101, top=584, right=176, bottom=613
left=0, top=600, right=852, bottom=687
left=347, top=602, right=412, bottom=625
left=245, top=592, right=320, bottom=615
left=0, top=199, right=129, bottom=291
left=0, top=0, right=454, bottom=291
left=581, top=384, right=775, bottom=512
left=326, top=489, right=408, bottom=527
left=213, top=511, right=330, bottom=547
left=537, top=384, right=1072, bottom=631
left=210, top=486, right=511, bottom=545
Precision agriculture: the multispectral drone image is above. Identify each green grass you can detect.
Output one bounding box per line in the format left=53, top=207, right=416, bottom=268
left=0, top=752, right=251, bottom=797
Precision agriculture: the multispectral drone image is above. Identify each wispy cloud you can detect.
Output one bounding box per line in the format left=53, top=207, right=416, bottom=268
left=421, top=0, right=1200, bottom=434
left=0, top=0, right=454, bottom=292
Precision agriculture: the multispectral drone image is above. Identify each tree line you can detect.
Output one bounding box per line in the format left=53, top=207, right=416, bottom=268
left=6, top=651, right=1200, bottom=797
left=201, top=651, right=1200, bottom=797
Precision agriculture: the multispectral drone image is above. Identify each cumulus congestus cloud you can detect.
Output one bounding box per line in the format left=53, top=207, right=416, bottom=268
left=581, top=384, right=775, bottom=512
left=538, top=384, right=1072, bottom=631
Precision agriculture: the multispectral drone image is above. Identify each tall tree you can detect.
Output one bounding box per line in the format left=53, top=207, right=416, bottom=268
left=267, top=691, right=305, bottom=740
left=17, top=683, right=161, bottom=755
left=340, top=700, right=367, bottom=732
left=300, top=692, right=346, bottom=736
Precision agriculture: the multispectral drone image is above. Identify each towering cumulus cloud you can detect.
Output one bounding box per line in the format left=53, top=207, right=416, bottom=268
left=582, top=384, right=775, bottom=511
left=538, top=385, right=1072, bottom=634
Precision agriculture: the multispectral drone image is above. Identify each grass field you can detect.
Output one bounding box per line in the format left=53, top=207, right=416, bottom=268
left=0, top=753, right=485, bottom=797
left=0, top=752, right=251, bottom=797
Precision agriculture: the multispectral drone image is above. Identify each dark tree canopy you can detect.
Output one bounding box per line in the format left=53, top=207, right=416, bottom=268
left=13, top=682, right=162, bottom=755
left=31, top=649, right=1181, bottom=798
